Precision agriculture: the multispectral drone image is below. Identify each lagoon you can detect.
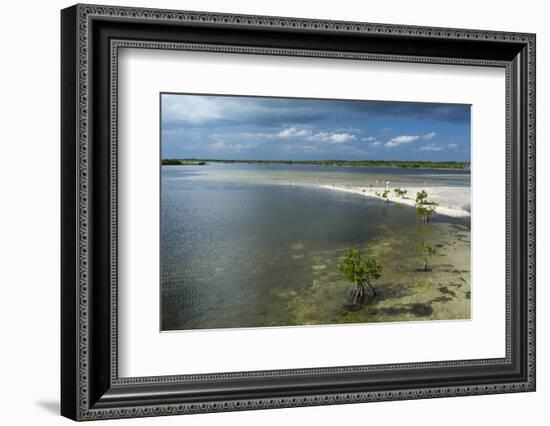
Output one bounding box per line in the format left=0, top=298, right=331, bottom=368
left=161, top=163, right=471, bottom=331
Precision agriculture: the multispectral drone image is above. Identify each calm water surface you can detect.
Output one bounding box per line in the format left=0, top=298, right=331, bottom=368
left=161, top=164, right=470, bottom=330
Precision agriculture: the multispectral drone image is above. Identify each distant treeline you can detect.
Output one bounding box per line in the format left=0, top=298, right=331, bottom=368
left=162, top=158, right=470, bottom=169
left=161, top=159, right=207, bottom=166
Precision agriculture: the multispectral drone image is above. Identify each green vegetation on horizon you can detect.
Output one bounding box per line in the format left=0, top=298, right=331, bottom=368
left=161, top=159, right=207, bottom=166
left=161, top=158, right=470, bottom=169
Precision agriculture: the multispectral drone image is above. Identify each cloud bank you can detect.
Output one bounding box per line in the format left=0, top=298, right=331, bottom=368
left=161, top=94, right=470, bottom=161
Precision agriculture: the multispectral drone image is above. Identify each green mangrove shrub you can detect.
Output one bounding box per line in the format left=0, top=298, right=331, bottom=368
left=417, top=241, right=436, bottom=271
left=338, top=248, right=383, bottom=308
left=415, top=190, right=438, bottom=222
left=394, top=187, right=407, bottom=198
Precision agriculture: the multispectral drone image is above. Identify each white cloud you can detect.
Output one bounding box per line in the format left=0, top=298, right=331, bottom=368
left=370, top=141, right=381, bottom=147
left=277, top=127, right=355, bottom=144
left=384, top=132, right=436, bottom=148
left=278, top=127, right=313, bottom=139
left=163, top=95, right=225, bottom=124
left=422, top=132, right=437, bottom=140
left=206, top=126, right=358, bottom=155
left=447, top=143, right=458, bottom=149
left=362, top=136, right=377, bottom=142
left=325, top=133, right=356, bottom=143
left=163, top=95, right=321, bottom=127
left=384, top=135, right=420, bottom=148
left=418, top=143, right=444, bottom=152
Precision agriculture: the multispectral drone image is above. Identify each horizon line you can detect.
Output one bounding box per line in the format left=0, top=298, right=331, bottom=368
left=161, top=158, right=470, bottom=163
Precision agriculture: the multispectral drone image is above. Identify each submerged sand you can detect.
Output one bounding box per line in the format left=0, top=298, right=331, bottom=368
left=269, top=219, right=471, bottom=326
left=265, top=182, right=472, bottom=325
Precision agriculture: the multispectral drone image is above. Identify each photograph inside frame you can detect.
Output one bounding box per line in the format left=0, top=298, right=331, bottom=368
left=160, top=93, right=472, bottom=331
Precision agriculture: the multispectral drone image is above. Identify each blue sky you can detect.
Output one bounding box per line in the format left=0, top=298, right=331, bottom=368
left=161, top=94, right=470, bottom=161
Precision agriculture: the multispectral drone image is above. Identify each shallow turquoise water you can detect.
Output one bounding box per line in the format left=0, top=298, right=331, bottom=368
left=161, top=164, right=470, bottom=331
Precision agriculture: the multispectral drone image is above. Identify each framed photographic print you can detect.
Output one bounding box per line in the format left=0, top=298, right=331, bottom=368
left=61, top=4, right=536, bottom=421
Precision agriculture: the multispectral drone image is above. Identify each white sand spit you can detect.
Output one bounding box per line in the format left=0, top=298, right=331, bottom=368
left=317, top=185, right=470, bottom=218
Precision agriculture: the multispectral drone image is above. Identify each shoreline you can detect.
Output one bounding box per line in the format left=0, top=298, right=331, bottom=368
left=163, top=164, right=471, bottom=218
left=316, top=184, right=471, bottom=218
left=162, top=159, right=470, bottom=171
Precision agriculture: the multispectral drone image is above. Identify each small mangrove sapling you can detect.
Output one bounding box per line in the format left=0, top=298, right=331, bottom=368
left=382, top=189, right=390, bottom=203
left=338, top=248, right=383, bottom=308
left=394, top=187, right=407, bottom=198
left=415, top=190, right=438, bottom=223
left=416, top=189, right=428, bottom=204
left=417, top=241, right=436, bottom=271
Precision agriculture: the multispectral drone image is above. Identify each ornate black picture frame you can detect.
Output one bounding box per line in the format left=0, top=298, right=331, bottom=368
left=61, top=4, right=536, bottom=421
